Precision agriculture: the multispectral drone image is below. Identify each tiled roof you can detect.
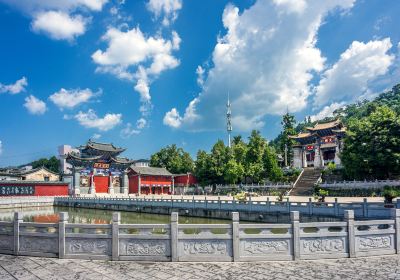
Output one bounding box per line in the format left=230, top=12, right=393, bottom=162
left=83, top=140, right=125, bottom=153
left=306, top=120, right=341, bottom=131
left=130, top=166, right=172, bottom=176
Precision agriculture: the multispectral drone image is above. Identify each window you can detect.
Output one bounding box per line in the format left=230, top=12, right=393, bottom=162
left=44, top=176, right=50, bottom=182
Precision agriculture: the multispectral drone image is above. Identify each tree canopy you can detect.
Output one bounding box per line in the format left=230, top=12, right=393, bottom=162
left=194, top=130, right=283, bottom=185
left=341, top=105, right=400, bottom=179
left=150, top=144, right=194, bottom=174
left=30, top=156, right=60, bottom=173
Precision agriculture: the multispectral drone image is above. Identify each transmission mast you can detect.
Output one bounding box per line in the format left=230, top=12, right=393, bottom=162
left=227, top=94, right=232, bottom=148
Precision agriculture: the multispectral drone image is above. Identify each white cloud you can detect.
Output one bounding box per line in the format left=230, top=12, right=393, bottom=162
left=74, top=109, right=122, bottom=131
left=314, top=38, right=394, bottom=106
left=196, top=66, right=205, bottom=87
left=92, top=26, right=180, bottom=123
left=24, top=95, right=47, bottom=115
left=164, top=0, right=355, bottom=131
left=0, top=77, right=28, bottom=94
left=136, top=118, right=147, bottom=129
left=49, top=88, right=100, bottom=109
left=146, top=0, right=182, bottom=26
left=32, top=11, right=87, bottom=41
left=310, top=102, right=346, bottom=122
left=91, top=133, right=101, bottom=140
left=120, top=123, right=140, bottom=139
left=0, top=0, right=107, bottom=40
left=0, top=140, right=2, bottom=155
left=0, top=0, right=108, bottom=13
left=163, top=108, right=181, bottom=128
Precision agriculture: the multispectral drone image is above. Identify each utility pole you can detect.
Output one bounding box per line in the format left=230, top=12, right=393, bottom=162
left=227, top=94, right=232, bottom=148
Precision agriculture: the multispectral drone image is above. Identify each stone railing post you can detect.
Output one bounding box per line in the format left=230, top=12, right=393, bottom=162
left=363, top=198, right=368, bottom=218
left=344, top=210, right=355, bottom=258
left=13, top=212, right=22, bottom=255
left=171, top=212, right=178, bottom=261
left=291, top=211, right=300, bottom=260
left=392, top=208, right=400, bottom=254
left=232, top=212, right=239, bottom=262
left=334, top=198, right=339, bottom=216
left=112, top=212, right=120, bottom=261
left=58, top=212, right=68, bottom=259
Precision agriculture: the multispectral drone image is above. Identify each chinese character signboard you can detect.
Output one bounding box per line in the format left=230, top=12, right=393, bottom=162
left=0, top=185, right=35, bottom=196
left=93, top=162, right=110, bottom=169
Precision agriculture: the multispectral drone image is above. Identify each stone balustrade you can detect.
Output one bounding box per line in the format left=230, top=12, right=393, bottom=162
left=0, top=210, right=399, bottom=262
left=55, top=196, right=400, bottom=219
left=320, top=180, right=400, bottom=189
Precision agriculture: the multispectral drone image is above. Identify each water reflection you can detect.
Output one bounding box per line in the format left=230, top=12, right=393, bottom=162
left=0, top=206, right=340, bottom=224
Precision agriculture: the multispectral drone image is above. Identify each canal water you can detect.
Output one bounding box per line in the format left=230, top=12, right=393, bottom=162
left=0, top=206, right=340, bottom=224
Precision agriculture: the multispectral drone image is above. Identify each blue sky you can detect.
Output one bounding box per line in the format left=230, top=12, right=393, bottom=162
left=0, top=0, right=399, bottom=166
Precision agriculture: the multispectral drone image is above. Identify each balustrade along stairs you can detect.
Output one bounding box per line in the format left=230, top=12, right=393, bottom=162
left=290, top=168, right=322, bottom=196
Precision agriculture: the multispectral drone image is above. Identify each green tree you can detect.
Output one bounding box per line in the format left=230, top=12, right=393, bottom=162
left=194, top=150, right=214, bottom=186
left=30, top=156, right=60, bottom=173
left=210, top=140, right=229, bottom=183
left=263, top=146, right=283, bottom=182
left=341, top=106, right=400, bottom=179
left=280, top=113, right=296, bottom=166
left=223, top=159, right=244, bottom=184
left=245, top=130, right=266, bottom=183
left=150, top=144, right=194, bottom=174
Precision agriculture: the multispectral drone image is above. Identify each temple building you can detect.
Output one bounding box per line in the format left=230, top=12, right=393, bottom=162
left=290, top=120, right=346, bottom=169
left=61, top=140, right=192, bottom=195
left=63, top=140, right=135, bottom=195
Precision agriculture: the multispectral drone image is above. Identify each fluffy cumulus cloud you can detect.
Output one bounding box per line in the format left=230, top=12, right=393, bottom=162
left=314, top=38, right=395, bottom=106
left=92, top=26, right=180, bottom=126
left=49, top=88, right=100, bottom=109
left=0, top=0, right=107, bottom=40
left=164, top=0, right=356, bottom=131
left=31, top=11, right=87, bottom=41
left=146, top=0, right=182, bottom=26
left=91, top=133, right=101, bottom=140
left=23, top=95, right=47, bottom=115
left=74, top=109, right=122, bottom=131
left=0, top=77, right=28, bottom=94
left=310, top=102, right=346, bottom=122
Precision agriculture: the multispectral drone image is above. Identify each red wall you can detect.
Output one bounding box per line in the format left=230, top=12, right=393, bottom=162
left=128, top=174, right=171, bottom=194
left=0, top=182, right=68, bottom=196
left=35, top=185, right=68, bottom=196
left=129, top=176, right=139, bottom=194
left=174, top=174, right=197, bottom=186
left=94, top=176, right=109, bottom=193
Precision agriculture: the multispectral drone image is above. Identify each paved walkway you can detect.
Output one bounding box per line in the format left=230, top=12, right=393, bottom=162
left=1, top=254, right=400, bottom=280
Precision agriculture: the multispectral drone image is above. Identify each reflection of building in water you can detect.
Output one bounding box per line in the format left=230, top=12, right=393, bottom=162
left=290, top=120, right=346, bottom=169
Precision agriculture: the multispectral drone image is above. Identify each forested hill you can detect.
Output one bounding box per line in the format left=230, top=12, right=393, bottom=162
left=273, top=83, right=400, bottom=143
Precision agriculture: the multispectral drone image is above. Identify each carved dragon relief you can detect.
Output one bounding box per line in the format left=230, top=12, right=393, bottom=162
left=302, top=238, right=344, bottom=253
left=183, top=241, right=227, bottom=255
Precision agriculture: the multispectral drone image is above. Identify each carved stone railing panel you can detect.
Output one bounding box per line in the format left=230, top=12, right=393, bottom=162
left=119, top=239, right=170, bottom=257
left=19, top=236, right=58, bottom=254
left=178, top=239, right=232, bottom=261
left=65, top=238, right=111, bottom=256
left=0, top=222, right=14, bottom=253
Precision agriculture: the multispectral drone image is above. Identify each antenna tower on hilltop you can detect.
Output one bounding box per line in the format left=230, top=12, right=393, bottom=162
left=227, top=93, right=232, bottom=148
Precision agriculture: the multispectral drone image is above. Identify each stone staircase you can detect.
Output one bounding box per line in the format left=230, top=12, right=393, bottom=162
left=290, top=168, right=322, bottom=196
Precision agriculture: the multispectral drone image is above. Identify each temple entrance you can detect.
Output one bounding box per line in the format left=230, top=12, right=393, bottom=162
left=322, top=149, right=335, bottom=165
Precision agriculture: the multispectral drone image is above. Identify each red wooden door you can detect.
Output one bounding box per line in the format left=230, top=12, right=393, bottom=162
left=94, top=176, right=109, bottom=193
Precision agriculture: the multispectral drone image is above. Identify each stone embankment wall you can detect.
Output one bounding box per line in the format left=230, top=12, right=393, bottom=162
left=54, top=197, right=400, bottom=221
left=0, top=210, right=399, bottom=262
